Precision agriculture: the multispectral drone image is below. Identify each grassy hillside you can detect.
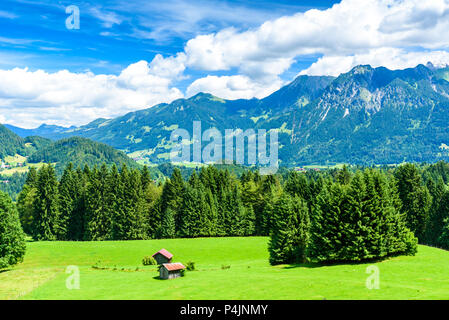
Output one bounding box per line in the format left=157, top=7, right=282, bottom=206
left=1, top=237, right=449, bottom=300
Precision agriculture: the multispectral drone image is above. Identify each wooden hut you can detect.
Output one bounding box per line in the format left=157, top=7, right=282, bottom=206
left=159, top=263, right=186, bottom=280
left=152, top=249, right=173, bottom=265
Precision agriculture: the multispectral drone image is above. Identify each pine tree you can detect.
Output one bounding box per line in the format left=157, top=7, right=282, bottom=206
left=308, top=181, right=346, bottom=262
left=223, top=186, right=245, bottom=236
left=141, top=165, right=152, bottom=190
left=160, top=207, right=176, bottom=238
left=285, top=171, right=311, bottom=203
left=32, top=164, right=60, bottom=241
left=438, top=219, right=449, bottom=249
left=112, top=165, right=147, bottom=240
left=429, top=189, right=449, bottom=247
left=57, top=163, right=82, bottom=240
left=17, top=168, right=39, bottom=235
left=84, top=165, right=112, bottom=240
left=335, top=165, right=352, bottom=185
left=241, top=205, right=256, bottom=236
left=0, top=191, right=26, bottom=269
left=268, top=192, right=309, bottom=265
left=178, top=185, right=202, bottom=237
left=145, top=182, right=163, bottom=238
left=69, top=167, right=88, bottom=240
left=394, top=164, right=431, bottom=241
left=291, top=195, right=310, bottom=263
left=160, top=168, right=185, bottom=230
left=204, top=189, right=218, bottom=236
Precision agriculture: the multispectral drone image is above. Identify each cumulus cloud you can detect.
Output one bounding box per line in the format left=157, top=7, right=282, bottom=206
left=6, top=0, right=449, bottom=127
left=186, top=75, right=284, bottom=100
left=183, top=0, right=449, bottom=71
left=178, top=0, right=449, bottom=98
left=300, top=48, right=449, bottom=76
left=0, top=57, right=184, bottom=128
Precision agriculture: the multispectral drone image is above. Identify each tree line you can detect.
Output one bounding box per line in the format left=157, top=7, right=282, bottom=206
left=3, top=160, right=449, bottom=268
left=17, top=163, right=259, bottom=241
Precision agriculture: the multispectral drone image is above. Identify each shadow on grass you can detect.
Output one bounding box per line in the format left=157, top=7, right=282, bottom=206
left=283, top=256, right=395, bottom=269
left=0, top=269, right=12, bottom=274
left=152, top=276, right=164, bottom=280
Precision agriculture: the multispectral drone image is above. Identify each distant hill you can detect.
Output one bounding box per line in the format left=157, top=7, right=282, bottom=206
left=0, top=124, right=141, bottom=173
left=27, top=136, right=140, bottom=173
left=8, top=63, right=449, bottom=165
left=0, top=124, right=25, bottom=158
left=4, top=123, right=76, bottom=139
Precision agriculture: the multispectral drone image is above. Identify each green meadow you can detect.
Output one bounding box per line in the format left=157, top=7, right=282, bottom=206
left=1, top=237, right=449, bottom=300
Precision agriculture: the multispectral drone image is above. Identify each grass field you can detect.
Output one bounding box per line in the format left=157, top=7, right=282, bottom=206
left=0, top=163, right=45, bottom=176
left=1, top=237, right=449, bottom=300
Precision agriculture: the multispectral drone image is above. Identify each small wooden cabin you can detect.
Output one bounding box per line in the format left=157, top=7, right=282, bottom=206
left=152, top=249, right=173, bottom=265
left=159, top=263, right=186, bottom=280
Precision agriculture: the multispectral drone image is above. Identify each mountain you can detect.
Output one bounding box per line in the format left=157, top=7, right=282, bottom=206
left=4, top=123, right=76, bottom=138
left=0, top=124, right=26, bottom=158
left=8, top=64, right=449, bottom=166
left=27, top=137, right=140, bottom=173
left=0, top=124, right=139, bottom=174
left=288, top=64, right=449, bottom=164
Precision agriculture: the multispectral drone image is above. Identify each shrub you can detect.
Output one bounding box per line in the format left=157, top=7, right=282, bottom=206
left=142, top=256, right=157, bottom=266
left=180, top=269, right=186, bottom=277
left=186, top=261, right=195, bottom=271
left=221, top=264, right=231, bottom=270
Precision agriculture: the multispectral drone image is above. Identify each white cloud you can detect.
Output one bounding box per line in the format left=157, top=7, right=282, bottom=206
left=0, top=58, right=184, bottom=128
left=115, top=0, right=295, bottom=42
left=148, top=53, right=186, bottom=79
left=7, top=0, right=449, bottom=127
left=183, top=0, right=449, bottom=80
left=0, top=10, right=18, bottom=19
left=300, top=48, right=449, bottom=76
left=186, top=75, right=283, bottom=100
left=89, top=8, right=123, bottom=28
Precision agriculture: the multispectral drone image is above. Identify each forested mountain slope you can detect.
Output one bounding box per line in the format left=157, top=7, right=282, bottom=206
left=8, top=64, right=449, bottom=165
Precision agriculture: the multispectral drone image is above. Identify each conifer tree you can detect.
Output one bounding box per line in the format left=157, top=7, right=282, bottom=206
left=204, top=188, right=218, bottom=236
left=160, top=168, right=185, bottom=230
left=112, top=165, right=147, bottom=240
left=32, top=164, right=60, bottom=241
left=141, top=165, right=152, bottom=190
left=57, top=163, right=82, bottom=240
left=17, top=167, right=38, bottom=235
left=84, top=165, right=111, bottom=240
left=394, top=164, right=431, bottom=241
left=291, top=195, right=310, bottom=263
left=268, top=193, right=309, bottom=265
left=0, top=191, right=26, bottom=269
left=429, top=189, right=449, bottom=247
left=308, top=181, right=346, bottom=262
left=178, top=185, right=204, bottom=237
left=145, top=183, right=163, bottom=238
left=160, top=207, right=176, bottom=238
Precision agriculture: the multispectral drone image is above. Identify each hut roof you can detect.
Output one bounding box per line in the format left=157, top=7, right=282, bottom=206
left=162, top=263, right=185, bottom=271
left=152, top=248, right=173, bottom=259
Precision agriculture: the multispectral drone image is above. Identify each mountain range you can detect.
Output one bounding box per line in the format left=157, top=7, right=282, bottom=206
left=6, top=63, right=449, bottom=166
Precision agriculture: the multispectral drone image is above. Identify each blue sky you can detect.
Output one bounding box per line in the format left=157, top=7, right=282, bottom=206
left=1, top=0, right=449, bottom=128
left=0, top=0, right=338, bottom=85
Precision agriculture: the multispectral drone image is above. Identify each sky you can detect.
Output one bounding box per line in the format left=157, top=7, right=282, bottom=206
left=1, top=0, right=449, bottom=128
